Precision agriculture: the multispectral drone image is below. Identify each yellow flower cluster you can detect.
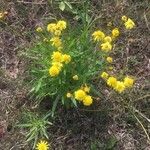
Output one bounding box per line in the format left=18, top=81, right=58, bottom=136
left=93, top=15, right=135, bottom=53
left=122, top=16, right=135, bottom=29
left=49, top=51, right=71, bottom=77
left=112, top=28, right=120, bottom=38
left=92, top=30, right=105, bottom=42
left=36, top=140, right=49, bottom=150
left=106, top=57, right=113, bottom=63
left=47, top=20, right=67, bottom=49
left=50, top=37, right=62, bottom=48
left=92, top=28, right=120, bottom=52
left=47, top=20, right=66, bottom=35
left=92, top=16, right=135, bottom=94
left=101, top=42, right=112, bottom=52
left=66, top=84, right=92, bottom=106
left=100, top=72, right=109, bottom=80
left=49, top=65, right=60, bottom=77
left=47, top=20, right=71, bottom=77
left=74, top=85, right=92, bottom=106
left=101, top=72, right=134, bottom=93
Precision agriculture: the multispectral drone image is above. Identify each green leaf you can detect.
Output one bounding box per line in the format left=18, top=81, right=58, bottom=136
left=43, top=112, right=51, bottom=120
left=29, top=87, right=35, bottom=93
left=71, top=98, right=77, bottom=107
left=86, top=13, right=91, bottom=24
left=26, top=129, right=37, bottom=142
left=26, top=135, right=35, bottom=142
left=59, top=2, right=65, bottom=11
left=64, top=1, right=72, bottom=9
left=51, top=96, right=60, bottom=117
left=62, top=97, right=65, bottom=105
left=41, top=127, right=49, bottom=139
left=35, top=78, right=42, bottom=93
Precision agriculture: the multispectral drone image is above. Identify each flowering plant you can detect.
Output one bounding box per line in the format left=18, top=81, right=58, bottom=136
left=27, top=16, right=135, bottom=115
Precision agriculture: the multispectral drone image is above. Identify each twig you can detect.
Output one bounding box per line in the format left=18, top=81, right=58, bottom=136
left=133, top=114, right=150, bottom=142
left=17, top=1, right=46, bottom=5
left=133, top=107, right=150, bottom=123
left=79, top=108, right=114, bottom=112
left=119, top=96, right=150, bottom=142
left=134, top=94, right=150, bottom=102
left=144, top=11, right=150, bottom=33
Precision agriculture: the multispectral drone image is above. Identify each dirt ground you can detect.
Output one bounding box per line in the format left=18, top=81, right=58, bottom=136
left=0, top=0, right=150, bottom=150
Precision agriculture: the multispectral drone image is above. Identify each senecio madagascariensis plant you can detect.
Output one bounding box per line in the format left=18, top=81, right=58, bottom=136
left=33, top=16, right=135, bottom=108
left=45, top=20, right=94, bottom=106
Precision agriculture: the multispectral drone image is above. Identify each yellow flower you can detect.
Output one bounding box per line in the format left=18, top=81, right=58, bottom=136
left=50, top=37, right=62, bottom=48
left=52, top=62, right=63, bottom=70
left=36, top=27, right=43, bottom=32
left=106, top=57, right=113, bottom=63
left=54, top=30, right=61, bottom=36
left=107, top=77, right=117, bottom=87
left=51, top=51, right=62, bottom=62
left=124, top=18, right=135, bottom=29
left=100, top=72, right=109, bottom=80
left=49, top=66, right=60, bottom=77
left=112, top=28, right=120, bottom=37
left=36, top=140, right=49, bottom=150
left=92, top=30, right=105, bottom=42
left=83, top=95, right=93, bottom=106
left=73, top=75, right=79, bottom=80
left=83, top=84, right=90, bottom=93
left=124, top=76, right=134, bottom=88
left=101, top=42, right=112, bottom=52
left=114, top=81, right=125, bottom=93
left=104, top=36, right=112, bottom=43
left=47, top=23, right=57, bottom=33
left=108, top=66, right=113, bottom=70
left=66, top=92, right=72, bottom=98
left=121, top=15, right=128, bottom=22
left=56, top=20, right=67, bottom=30
left=62, top=54, right=71, bottom=64
left=107, top=22, right=112, bottom=27
left=74, top=89, right=86, bottom=101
